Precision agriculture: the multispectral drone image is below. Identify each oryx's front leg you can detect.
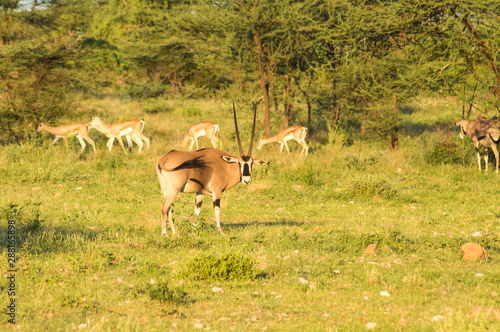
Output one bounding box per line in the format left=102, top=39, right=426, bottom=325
left=52, top=137, right=60, bottom=145
left=283, top=140, right=290, bottom=153
left=475, top=147, right=482, bottom=171
left=189, top=139, right=195, bottom=151
left=212, top=192, right=224, bottom=235
left=194, top=193, right=204, bottom=217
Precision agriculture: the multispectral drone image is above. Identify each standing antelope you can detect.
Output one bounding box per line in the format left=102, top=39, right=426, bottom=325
left=454, top=116, right=500, bottom=174
left=37, top=122, right=97, bottom=153
left=156, top=103, right=269, bottom=236
left=257, top=125, right=308, bottom=156
left=88, top=117, right=150, bottom=155
left=181, top=121, right=220, bottom=151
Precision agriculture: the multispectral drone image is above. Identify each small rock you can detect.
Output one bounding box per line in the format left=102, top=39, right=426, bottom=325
left=461, top=243, right=488, bottom=260
left=365, top=322, right=377, bottom=329
left=380, top=291, right=391, bottom=297
left=472, top=231, right=483, bottom=237
left=363, top=244, right=378, bottom=257
left=150, top=278, right=156, bottom=284
left=298, top=277, right=309, bottom=284
left=78, top=324, right=87, bottom=329
left=212, top=287, right=224, bottom=294
left=432, top=315, right=445, bottom=322
left=475, top=273, right=484, bottom=277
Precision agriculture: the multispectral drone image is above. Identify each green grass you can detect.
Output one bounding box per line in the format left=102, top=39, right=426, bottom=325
left=1, top=97, right=500, bottom=331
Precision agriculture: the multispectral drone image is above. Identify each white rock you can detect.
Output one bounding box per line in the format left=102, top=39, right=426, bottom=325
left=432, top=315, right=445, bottom=322
left=365, top=322, right=377, bottom=329
left=212, top=287, right=224, bottom=293
left=472, top=231, right=483, bottom=237
left=380, top=291, right=391, bottom=297
left=78, top=324, right=87, bottom=329
left=298, top=277, right=309, bottom=284
left=475, top=273, right=484, bottom=277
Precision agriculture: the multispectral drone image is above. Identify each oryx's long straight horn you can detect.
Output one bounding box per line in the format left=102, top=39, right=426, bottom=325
left=466, top=83, right=478, bottom=120
left=248, top=102, right=257, bottom=156
left=233, top=101, right=244, bottom=156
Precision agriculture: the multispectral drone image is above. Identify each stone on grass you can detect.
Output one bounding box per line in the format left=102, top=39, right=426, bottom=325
left=460, top=243, right=487, bottom=260
left=363, top=244, right=378, bottom=257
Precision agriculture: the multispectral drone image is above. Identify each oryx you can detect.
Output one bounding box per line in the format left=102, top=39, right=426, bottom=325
left=156, top=103, right=269, bottom=236
left=454, top=116, right=500, bottom=174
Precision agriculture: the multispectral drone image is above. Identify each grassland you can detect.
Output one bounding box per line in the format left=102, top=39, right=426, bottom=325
left=1, top=97, right=500, bottom=331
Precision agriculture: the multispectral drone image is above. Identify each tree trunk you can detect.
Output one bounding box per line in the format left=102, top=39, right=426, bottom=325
left=254, top=31, right=271, bottom=137
left=390, top=93, right=399, bottom=150
left=283, top=75, right=293, bottom=128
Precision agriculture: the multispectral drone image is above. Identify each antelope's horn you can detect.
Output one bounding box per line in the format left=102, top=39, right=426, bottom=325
left=462, top=85, right=466, bottom=120
left=248, top=102, right=257, bottom=156
left=466, top=83, right=478, bottom=120
left=233, top=102, right=243, bottom=156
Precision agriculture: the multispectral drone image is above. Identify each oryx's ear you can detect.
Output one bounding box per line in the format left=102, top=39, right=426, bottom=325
left=221, top=155, right=239, bottom=164
left=253, top=159, right=269, bottom=166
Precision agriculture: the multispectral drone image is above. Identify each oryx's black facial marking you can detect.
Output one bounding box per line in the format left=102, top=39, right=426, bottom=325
left=213, top=199, right=220, bottom=208
left=243, top=163, right=251, bottom=176
left=242, top=156, right=251, bottom=162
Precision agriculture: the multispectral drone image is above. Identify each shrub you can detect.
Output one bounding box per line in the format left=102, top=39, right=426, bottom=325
left=149, top=282, right=189, bottom=304
left=425, top=141, right=464, bottom=165
left=350, top=178, right=397, bottom=199
left=180, top=252, right=259, bottom=281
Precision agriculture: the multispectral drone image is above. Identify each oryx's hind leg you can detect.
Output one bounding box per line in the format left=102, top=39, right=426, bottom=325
left=484, top=148, right=489, bottom=174
left=492, top=144, right=499, bottom=174
left=161, top=195, right=177, bottom=236
left=137, top=133, right=150, bottom=148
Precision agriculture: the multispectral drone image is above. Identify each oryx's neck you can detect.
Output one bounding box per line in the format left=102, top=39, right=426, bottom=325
left=260, top=135, right=280, bottom=144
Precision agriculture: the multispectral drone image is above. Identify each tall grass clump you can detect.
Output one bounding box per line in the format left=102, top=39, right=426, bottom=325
left=350, top=177, right=397, bottom=200
left=180, top=252, right=261, bottom=281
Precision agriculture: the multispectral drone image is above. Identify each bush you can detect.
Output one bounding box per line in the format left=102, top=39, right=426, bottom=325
left=350, top=178, right=397, bottom=199
left=180, top=252, right=259, bottom=281
left=425, top=141, right=464, bottom=165
left=149, top=282, right=189, bottom=304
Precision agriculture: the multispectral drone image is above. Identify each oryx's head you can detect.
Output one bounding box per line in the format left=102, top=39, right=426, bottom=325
left=453, top=119, right=469, bottom=140
left=221, top=102, right=269, bottom=185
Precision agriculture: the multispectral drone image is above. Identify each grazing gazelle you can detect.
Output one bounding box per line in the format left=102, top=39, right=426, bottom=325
left=156, top=103, right=269, bottom=236
left=37, top=122, right=97, bottom=153
left=257, top=125, right=308, bottom=156
left=181, top=121, right=220, bottom=151
left=454, top=116, right=500, bottom=174
left=87, top=117, right=150, bottom=155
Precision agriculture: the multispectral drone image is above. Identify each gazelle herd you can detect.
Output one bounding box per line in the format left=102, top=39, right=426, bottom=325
left=36, top=98, right=500, bottom=236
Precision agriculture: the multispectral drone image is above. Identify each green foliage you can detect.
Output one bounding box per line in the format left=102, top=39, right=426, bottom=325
left=350, top=178, right=397, bottom=200
left=180, top=252, right=260, bottom=281
left=425, top=140, right=464, bottom=165
left=149, top=282, right=189, bottom=304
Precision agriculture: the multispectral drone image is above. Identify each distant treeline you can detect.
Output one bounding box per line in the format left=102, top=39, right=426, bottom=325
left=1, top=0, right=499, bottom=146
